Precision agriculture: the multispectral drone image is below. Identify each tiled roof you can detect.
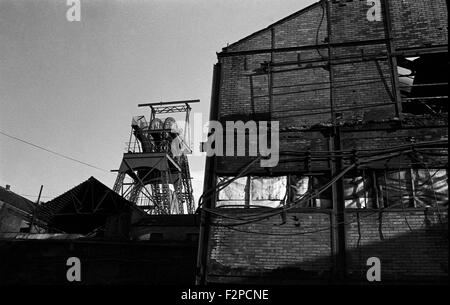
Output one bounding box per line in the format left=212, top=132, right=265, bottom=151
left=0, top=186, right=37, bottom=215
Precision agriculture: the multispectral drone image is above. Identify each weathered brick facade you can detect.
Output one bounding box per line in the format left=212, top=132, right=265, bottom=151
left=198, top=0, right=448, bottom=284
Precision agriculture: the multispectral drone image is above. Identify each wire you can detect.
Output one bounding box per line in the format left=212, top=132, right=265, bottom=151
left=17, top=194, right=55, bottom=199
left=0, top=130, right=113, bottom=174
left=200, top=141, right=448, bottom=226
left=315, top=0, right=327, bottom=60
left=217, top=200, right=418, bottom=236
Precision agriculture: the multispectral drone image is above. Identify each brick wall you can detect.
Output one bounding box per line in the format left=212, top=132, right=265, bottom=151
left=215, top=0, right=448, bottom=173
left=207, top=209, right=333, bottom=283
left=331, top=44, right=395, bottom=121
left=206, top=209, right=448, bottom=283
left=217, top=0, right=448, bottom=130
left=204, top=0, right=448, bottom=284
left=341, top=126, right=448, bottom=168
left=219, top=4, right=329, bottom=128
left=329, top=0, right=386, bottom=43
left=216, top=129, right=330, bottom=175
left=390, top=0, right=448, bottom=49
left=345, top=209, right=448, bottom=282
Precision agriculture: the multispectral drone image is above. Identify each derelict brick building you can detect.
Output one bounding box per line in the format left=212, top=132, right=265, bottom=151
left=198, top=0, right=448, bottom=284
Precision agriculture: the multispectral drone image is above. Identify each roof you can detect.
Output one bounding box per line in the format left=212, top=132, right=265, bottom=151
left=221, top=1, right=321, bottom=53
left=37, top=176, right=146, bottom=223
left=0, top=186, right=37, bottom=215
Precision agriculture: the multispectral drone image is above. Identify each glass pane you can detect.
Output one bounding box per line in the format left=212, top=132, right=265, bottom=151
left=217, top=176, right=247, bottom=201
left=250, top=176, right=287, bottom=208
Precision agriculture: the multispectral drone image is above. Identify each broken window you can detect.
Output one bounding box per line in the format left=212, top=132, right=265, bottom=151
left=411, top=169, right=448, bottom=207
left=250, top=176, right=287, bottom=207
left=344, top=173, right=375, bottom=208
left=289, top=175, right=332, bottom=208
left=397, top=52, right=448, bottom=115
left=376, top=169, right=416, bottom=208
left=344, top=169, right=448, bottom=209
left=217, top=176, right=247, bottom=207
left=216, top=176, right=287, bottom=208
left=289, top=175, right=310, bottom=207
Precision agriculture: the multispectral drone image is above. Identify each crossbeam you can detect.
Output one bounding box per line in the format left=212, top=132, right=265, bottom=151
left=138, top=99, right=200, bottom=108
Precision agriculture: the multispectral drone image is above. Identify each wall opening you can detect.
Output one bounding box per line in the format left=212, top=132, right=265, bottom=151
left=397, top=52, right=448, bottom=115
left=344, top=168, right=448, bottom=209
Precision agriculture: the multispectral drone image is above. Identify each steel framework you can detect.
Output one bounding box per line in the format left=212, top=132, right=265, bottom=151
left=113, top=100, right=199, bottom=214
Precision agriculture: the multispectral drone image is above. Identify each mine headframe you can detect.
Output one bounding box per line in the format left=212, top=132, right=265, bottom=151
left=112, top=99, right=199, bottom=215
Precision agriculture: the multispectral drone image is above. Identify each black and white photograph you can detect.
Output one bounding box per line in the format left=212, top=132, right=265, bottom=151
left=0, top=0, right=448, bottom=299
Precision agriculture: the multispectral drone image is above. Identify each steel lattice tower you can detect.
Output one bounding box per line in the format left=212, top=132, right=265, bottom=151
left=112, top=100, right=198, bottom=214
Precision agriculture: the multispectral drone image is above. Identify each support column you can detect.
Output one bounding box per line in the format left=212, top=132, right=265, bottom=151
left=330, top=126, right=347, bottom=280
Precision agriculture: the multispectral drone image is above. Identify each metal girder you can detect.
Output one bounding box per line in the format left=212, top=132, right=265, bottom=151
left=138, top=99, right=200, bottom=108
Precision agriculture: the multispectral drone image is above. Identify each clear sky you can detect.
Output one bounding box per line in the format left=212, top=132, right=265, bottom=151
left=0, top=0, right=315, bottom=205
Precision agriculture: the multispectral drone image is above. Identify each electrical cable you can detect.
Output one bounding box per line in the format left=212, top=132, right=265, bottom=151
left=201, top=142, right=446, bottom=219
left=200, top=142, right=448, bottom=227
left=216, top=200, right=418, bottom=236
left=315, top=0, right=327, bottom=60
left=0, top=130, right=113, bottom=174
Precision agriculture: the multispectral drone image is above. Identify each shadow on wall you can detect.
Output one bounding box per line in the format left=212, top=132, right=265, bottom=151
left=207, top=213, right=448, bottom=284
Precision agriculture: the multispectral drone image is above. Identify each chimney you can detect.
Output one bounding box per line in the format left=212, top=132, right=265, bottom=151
left=5, top=185, right=11, bottom=191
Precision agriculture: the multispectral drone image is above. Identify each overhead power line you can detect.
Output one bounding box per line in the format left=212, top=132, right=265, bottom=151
left=0, top=130, right=112, bottom=174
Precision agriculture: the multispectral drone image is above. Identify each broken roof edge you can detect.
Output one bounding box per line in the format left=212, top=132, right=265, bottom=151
left=220, top=1, right=322, bottom=54
left=279, top=114, right=449, bottom=132
left=40, top=176, right=147, bottom=218
left=0, top=233, right=84, bottom=241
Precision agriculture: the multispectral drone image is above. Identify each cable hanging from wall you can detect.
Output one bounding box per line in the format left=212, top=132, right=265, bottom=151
left=199, top=140, right=448, bottom=234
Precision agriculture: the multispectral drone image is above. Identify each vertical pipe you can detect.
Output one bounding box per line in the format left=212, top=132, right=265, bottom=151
left=250, top=76, right=255, bottom=115
left=329, top=133, right=338, bottom=273
left=384, top=169, right=389, bottom=207
left=325, top=0, right=335, bottom=123
left=372, top=171, right=380, bottom=209
left=326, top=0, right=346, bottom=280
left=410, top=168, right=417, bottom=208
left=269, top=27, right=275, bottom=118
left=332, top=126, right=347, bottom=280
left=245, top=176, right=251, bottom=208
left=381, top=0, right=402, bottom=118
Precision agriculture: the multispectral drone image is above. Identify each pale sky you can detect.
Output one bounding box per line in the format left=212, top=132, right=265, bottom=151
left=0, top=0, right=315, bottom=205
